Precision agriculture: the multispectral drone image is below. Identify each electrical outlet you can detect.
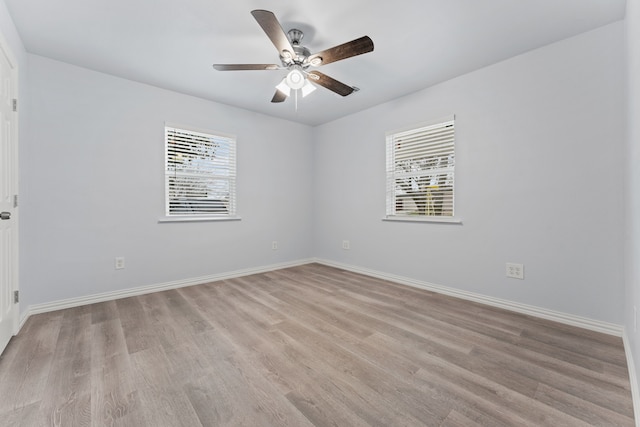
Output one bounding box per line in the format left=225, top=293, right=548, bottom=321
left=115, top=257, right=125, bottom=270
left=342, top=240, right=350, bottom=250
left=506, top=262, right=524, bottom=279
left=272, top=241, right=278, bottom=250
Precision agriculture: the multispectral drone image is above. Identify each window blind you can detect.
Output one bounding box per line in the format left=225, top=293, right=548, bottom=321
left=386, top=119, right=455, bottom=218
left=165, top=126, right=236, bottom=216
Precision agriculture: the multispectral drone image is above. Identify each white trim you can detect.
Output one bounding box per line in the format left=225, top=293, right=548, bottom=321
left=0, top=31, right=19, bottom=342
left=19, top=258, right=313, bottom=326
left=623, top=329, right=640, bottom=426
left=385, top=114, right=456, bottom=137
left=164, top=122, right=236, bottom=141
left=18, top=308, right=28, bottom=331
left=158, top=216, right=242, bottom=223
left=314, top=258, right=624, bottom=337
left=383, top=216, right=463, bottom=224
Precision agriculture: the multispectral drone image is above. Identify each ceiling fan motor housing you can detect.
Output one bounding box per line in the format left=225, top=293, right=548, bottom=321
left=281, top=29, right=311, bottom=66
left=288, top=29, right=303, bottom=45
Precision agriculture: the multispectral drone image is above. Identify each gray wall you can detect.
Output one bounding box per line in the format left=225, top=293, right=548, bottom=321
left=313, top=22, right=626, bottom=324
left=625, top=0, right=640, bottom=401
left=21, top=55, right=314, bottom=309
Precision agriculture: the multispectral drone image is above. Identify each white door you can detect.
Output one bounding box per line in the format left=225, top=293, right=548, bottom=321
left=0, top=37, right=18, bottom=355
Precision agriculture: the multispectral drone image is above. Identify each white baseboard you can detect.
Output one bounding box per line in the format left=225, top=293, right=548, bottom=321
left=19, top=257, right=624, bottom=338
left=314, top=258, right=624, bottom=337
left=19, top=258, right=314, bottom=327
left=623, top=329, right=640, bottom=426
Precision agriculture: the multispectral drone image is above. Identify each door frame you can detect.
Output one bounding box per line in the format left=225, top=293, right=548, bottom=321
left=0, top=30, right=19, bottom=343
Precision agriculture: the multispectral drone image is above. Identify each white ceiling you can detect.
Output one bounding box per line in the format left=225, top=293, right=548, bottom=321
left=5, top=0, right=626, bottom=126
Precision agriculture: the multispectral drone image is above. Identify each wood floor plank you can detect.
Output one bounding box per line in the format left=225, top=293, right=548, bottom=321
left=89, top=315, right=144, bottom=427
left=440, top=409, right=485, bottom=427
left=182, top=282, right=365, bottom=426
left=90, top=318, right=128, bottom=363
left=115, top=297, right=160, bottom=354
left=0, top=311, right=62, bottom=413
left=136, top=291, right=193, bottom=351
left=39, top=311, right=92, bottom=426
left=194, top=279, right=430, bottom=425
left=129, top=346, right=203, bottom=427
left=0, top=401, right=48, bottom=427
left=256, top=283, right=538, bottom=423
left=272, top=321, right=451, bottom=425
left=225, top=277, right=424, bottom=381
left=412, top=362, right=594, bottom=426
left=363, top=331, right=541, bottom=424
left=534, top=382, right=634, bottom=426
left=298, top=268, right=528, bottom=344
left=464, top=328, right=631, bottom=391
left=91, top=352, right=144, bottom=427
left=265, top=329, right=414, bottom=427
left=90, top=300, right=119, bottom=325
left=469, top=344, right=633, bottom=417
left=0, top=263, right=634, bottom=426
left=276, top=288, right=541, bottom=399
left=284, top=389, right=372, bottom=427
left=156, top=289, right=213, bottom=335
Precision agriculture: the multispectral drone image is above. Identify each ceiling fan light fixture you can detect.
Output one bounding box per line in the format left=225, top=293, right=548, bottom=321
left=285, top=68, right=305, bottom=90
left=301, top=79, right=316, bottom=97
left=275, top=79, right=291, bottom=97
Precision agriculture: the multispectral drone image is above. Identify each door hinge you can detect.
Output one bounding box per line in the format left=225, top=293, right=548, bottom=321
left=13, top=290, right=18, bottom=304
left=13, top=194, right=18, bottom=208
left=12, top=98, right=17, bottom=112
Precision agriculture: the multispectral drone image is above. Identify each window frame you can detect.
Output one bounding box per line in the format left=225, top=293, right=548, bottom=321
left=384, top=116, right=461, bottom=224
left=160, top=123, right=240, bottom=223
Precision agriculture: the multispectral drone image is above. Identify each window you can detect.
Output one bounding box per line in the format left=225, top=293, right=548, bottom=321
left=386, top=117, right=455, bottom=220
left=165, top=125, right=236, bottom=218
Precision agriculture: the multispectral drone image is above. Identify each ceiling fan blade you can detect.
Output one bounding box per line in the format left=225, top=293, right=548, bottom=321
left=250, top=10, right=296, bottom=60
left=307, top=71, right=355, bottom=97
left=213, top=64, right=280, bottom=71
left=308, top=36, right=374, bottom=66
left=271, top=90, right=287, bottom=103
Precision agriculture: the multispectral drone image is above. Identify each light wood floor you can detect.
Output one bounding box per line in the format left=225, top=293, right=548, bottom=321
left=0, top=264, right=634, bottom=426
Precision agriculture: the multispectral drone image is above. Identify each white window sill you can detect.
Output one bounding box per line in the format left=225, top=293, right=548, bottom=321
left=158, top=216, right=242, bottom=223
left=383, top=216, right=463, bottom=224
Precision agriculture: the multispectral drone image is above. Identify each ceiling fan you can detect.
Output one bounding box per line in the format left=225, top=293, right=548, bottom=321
left=213, top=10, right=374, bottom=103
